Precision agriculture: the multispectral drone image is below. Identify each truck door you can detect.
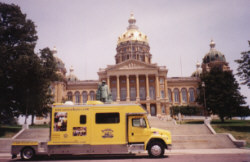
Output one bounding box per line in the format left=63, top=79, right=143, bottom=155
left=128, top=116, right=150, bottom=143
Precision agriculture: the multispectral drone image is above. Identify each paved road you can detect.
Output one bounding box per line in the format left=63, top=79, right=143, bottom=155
left=1, top=154, right=250, bottom=162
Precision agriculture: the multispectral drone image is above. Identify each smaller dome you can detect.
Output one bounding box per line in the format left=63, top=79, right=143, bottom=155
left=203, top=40, right=226, bottom=64
left=66, top=66, right=78, bottom=81
left=192, top=61, right=202, bottom=77
left=52, top=46, right=66, bottom=74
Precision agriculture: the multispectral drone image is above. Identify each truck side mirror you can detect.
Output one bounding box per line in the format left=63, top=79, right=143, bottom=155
left=139, top=118, right=146, bottom=128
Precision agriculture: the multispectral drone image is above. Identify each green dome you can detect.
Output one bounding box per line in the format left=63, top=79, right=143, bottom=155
left=203, top=40, right=226, bottom=64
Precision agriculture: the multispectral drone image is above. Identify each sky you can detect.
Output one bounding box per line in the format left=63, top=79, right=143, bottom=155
left=2, top=0, right=250, bottom=105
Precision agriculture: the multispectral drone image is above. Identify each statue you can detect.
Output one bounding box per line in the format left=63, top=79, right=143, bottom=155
left=96, top=80, right=112, bottom=103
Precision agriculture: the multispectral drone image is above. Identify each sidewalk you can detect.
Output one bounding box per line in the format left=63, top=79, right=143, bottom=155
left=1, top=148, right=249, bottom=158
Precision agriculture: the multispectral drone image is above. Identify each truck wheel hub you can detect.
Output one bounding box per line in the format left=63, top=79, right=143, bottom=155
left=151, top=145, right=161, bottom=156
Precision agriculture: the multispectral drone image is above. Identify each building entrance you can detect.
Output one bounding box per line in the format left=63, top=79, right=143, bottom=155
left=150, top=104, right=156, bottom=116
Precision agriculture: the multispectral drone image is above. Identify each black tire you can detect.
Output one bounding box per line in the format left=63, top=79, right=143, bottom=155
left=21, top=147, right=35, bottom=160
left=147, top=141, right=165, bottom=158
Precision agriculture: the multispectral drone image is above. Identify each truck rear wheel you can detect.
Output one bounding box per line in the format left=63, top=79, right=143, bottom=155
left=148, top=142, right=165, bottom=158
left=21, top=147, right=35, bottom=160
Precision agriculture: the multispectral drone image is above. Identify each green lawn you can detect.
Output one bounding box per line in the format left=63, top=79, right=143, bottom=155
left=0, top=125, right=22, bottom=138
left=179, top=119, right=250, bottom=148
left=29, top=124, right=50, bottom=128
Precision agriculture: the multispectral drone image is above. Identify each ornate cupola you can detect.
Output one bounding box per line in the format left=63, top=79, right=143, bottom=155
left=202, top=40, right=230, bottom=72
left=52, top=46, right=67, bottom=78
left=115, top=13, right=152, bottom=64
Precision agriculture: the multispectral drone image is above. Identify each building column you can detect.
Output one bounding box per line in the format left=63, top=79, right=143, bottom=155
left=136, top=75, right=140, bottom=102
left=126, top=75, right=130, bottom=101
left=179, top=90, right=182, bottom=104
left=146, top=75, right=150, bottom=100
left=87, top=91, right=90, bottom=101
left=164, top=77, right=168, bottom=101
left=156, top=102, right=161, bottom=115
left=172, top=91, right=175, bottom=103
left=80, top=94, right=83, bottom=104
left=116, top=75, right=120, bottom=101
left=155, top=75, right=160, bottom=100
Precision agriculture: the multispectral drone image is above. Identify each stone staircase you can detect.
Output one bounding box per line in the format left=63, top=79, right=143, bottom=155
left=148, top=117, right=237, bottom=149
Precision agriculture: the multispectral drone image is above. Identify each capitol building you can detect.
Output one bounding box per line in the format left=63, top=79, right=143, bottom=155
left=50, top=13, right=230, bottom=118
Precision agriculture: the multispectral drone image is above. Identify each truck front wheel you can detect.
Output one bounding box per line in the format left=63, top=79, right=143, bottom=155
left=148, top=142, right=165, bottom=158
left=21, top=147, right=35, bottom=160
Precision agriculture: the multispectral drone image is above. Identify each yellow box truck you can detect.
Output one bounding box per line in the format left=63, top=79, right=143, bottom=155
left=11, top=101, right=172, bottom=160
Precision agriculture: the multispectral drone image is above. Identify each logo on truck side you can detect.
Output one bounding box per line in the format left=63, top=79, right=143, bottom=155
left=102, top=129, right=114, bottom=138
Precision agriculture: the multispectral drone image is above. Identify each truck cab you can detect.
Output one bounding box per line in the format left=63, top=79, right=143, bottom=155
left=11, top=101, right=172, bottom=160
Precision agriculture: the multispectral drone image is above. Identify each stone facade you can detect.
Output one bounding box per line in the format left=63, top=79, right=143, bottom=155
left=48, top=14, right=229, bottom=118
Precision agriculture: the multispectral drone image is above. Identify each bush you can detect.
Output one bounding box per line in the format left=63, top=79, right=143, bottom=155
left=171, top=106, right=203, bottom=116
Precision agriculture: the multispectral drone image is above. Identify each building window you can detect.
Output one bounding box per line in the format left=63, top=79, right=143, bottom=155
left=121, top=79, right=126, bottom=84
left=149, top=78, right=154, bottom=83
left=174, top=88, right=180, bottom=103
left=160, top=78, right=164, bottom=84
left=168, top=89, right=172, bottom=102
left=149, top=86, right=155, bottom=100
left=139, top=55, right=144, bottom=61
left=139, top=87, right=146, bottom=100
left=90, top=91, right=95, bottom=101
left=75, top=91, right=80, bottom=103
left=111, top=87, right=117, bottom=101
left=139, top=79, right=145, bottom=83
left=130, top=87, right=136, bottom=101
left=189, top=88, right=195, bottom=102
left=96, top=113, right=120, bottom=124
left=67, top=92, right=73, bottom=101
left=82, top=91, right=88, bottom=103
left=120, top=87, right=127, bottom=101
left=161, top=90, right=165, bottom=99
left=181, top=88, right=187, bottom=103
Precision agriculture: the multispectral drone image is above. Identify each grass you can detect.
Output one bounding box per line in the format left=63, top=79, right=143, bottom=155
left=0, top=125, right=22, bottom=138
left=178, top=119, right=250, bottom=148
left=29, top=124, right=50, bottom=128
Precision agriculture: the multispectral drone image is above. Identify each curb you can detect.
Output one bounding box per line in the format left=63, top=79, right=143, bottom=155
left=223, top=133, right=246, bottom=148
left=204, top=123, right=246, bottom=148
left=204, top=123, right=216, bottom=134
left=12, top=128, right=25, bottom=139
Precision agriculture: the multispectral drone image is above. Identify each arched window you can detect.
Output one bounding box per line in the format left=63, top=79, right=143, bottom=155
left=189, top=88, right=195, bottom=102
left=111, top=87, right=117, bottom=101
left=90, top=91, right=95, bottom=101
left=149, top=86, right=155, bottom=100
left=120, top=87, right=127, bottom=101
left=67, top=92, right=73, bottom=101
left=181, top=88, right=187, bottom=103
left=161, top=90, right=165, bottom=99
left=75, top=91, right=80, bottom=103
left=174, top=88, right=180, bottom=103
left=82, top=91, right=88, bottom=103
left=130, top=87, right=136, bottom=101
left=168, top=89, right=172, bottom=102
left=139, top=87, right=146, bottom=100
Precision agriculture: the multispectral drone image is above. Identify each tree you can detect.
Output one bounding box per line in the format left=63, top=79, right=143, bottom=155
left=197, top=67, right=247, bottom=122
left=0, top=3, right=59, bottom=125
left=235, top=41, right=250, bottom=88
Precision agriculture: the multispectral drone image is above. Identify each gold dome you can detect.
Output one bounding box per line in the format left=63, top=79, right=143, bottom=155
left=117, top=13, right=148, bottom=44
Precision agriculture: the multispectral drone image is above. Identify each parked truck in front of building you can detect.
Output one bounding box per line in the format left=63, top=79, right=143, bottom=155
left=11, top=101, right=172, bottom=160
